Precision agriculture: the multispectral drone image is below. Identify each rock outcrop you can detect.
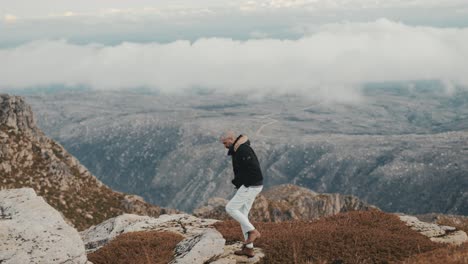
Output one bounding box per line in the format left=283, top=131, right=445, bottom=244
left=0, top=94, right=176, bottom=231
left=195, top=184, right=378, bottom=221
left=399, top=214, right=468, bottom=245
left=81, top=213, right=265, bottom=263
left=0, top=94, right=43, bottom=140
left=0, top=188, right=90, bottom=264
left=415, top=213, right=468, bottom=233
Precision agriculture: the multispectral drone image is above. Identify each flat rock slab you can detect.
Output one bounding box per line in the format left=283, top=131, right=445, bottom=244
left=170, top=228, right=226, bottom=264
left=209, top=242, right=265, bottom=264
left=399, top=214, right=468, bottom=245
left=0, top=188, right=89, bottom=264
left=80, top=213, right=219, bottom=253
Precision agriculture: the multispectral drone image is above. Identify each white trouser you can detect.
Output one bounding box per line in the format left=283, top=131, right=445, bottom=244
left=225, top=185, right=263, bottom=241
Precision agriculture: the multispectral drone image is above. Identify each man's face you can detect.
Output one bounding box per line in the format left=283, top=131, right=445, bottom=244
left=222, top=138, right=234, bottom=149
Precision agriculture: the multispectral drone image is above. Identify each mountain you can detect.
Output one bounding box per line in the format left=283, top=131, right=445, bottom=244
left=17, top=83, right=468, bottom=215
left=0, top=94, right=176, bottom=231
left=194, top=184, right=378, bottom=221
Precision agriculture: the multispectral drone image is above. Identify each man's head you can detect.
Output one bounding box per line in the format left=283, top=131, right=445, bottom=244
left=220, top=131, right=236, bottom=149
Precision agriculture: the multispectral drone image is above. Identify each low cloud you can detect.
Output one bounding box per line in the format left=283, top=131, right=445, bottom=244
left=1, top=19, right=467, bottom=101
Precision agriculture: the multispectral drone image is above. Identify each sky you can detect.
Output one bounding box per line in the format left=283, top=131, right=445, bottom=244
left=1, top=0, right=468, bottom=99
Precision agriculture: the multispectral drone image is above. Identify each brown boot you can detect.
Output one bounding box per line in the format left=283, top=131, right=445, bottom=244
left=244, top=229, right=261, bottom=244
left=234, top=245, right=255, bottom=258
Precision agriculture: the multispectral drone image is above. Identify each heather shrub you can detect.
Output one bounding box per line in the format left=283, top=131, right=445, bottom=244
left=214, top=211, right=444, bottom=264
left=400, top=242, right=468, bottom=264
left=87, top=231, right=184, bottom=264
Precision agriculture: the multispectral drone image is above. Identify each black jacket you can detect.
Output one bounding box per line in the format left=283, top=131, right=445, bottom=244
left=228, top=135, right=263, bottom=189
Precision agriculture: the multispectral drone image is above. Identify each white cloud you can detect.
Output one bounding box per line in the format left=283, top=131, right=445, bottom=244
left=238, top=0, right=468, bottom=10
left=1, top=19, right=467, bottom=101
left=2, top=0, right=467, bottom=19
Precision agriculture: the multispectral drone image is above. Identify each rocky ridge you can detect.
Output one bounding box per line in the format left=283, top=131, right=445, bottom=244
left=195, top=184, right=378, bottom=221
left=0, top=94, right=176, bottom=231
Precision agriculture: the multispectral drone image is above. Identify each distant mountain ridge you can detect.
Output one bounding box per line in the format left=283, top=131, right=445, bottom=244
left=0, top=94, right=177, bottom=231
left=194, top=184, right=378, bottom=221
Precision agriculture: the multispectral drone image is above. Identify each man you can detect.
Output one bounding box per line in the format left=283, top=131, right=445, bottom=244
left=220, top=131, right=264, bottom=258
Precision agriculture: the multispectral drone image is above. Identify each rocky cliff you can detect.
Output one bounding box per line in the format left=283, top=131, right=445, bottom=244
left=194, top=184, right=378, bottom=221
left=0, top=94, right=176, bottom=231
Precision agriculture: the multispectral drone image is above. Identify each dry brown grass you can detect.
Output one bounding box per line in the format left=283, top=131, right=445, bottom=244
left=400, top=242, right=468, bottom=264
left=87, top=231, right=184, bottom=264
left=214, top=211, right=444, bottom=264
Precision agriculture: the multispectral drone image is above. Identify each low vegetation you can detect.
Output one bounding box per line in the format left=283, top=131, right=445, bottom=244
left=400, top=242, right=468, bottom=264
left=87, top=231, right=184, bottom=264
left=84, top=210, right=468, bottom=264
left=214, top=211, right=445, bottom=264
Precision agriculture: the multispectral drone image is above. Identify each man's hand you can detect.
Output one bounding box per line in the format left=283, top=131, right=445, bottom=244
left=231, top=179, right=241, bottom=189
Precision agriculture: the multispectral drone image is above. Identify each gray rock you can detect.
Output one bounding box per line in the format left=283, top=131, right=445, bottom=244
left=209, top=242, right=265, bottom=264
left=170, top=228, right=225, bottom=264
left=398, top=214, right=468, bottom=245
left=0, top=94, right=45, bottom=141
left=0, top=188, right=89, bottom=264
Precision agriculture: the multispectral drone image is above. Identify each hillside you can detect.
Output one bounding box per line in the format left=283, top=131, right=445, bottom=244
left=0, top=94, right=176, bottom=231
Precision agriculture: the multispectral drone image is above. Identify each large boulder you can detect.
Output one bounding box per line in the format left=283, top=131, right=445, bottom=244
left=0, top=188, right=90, bottom=264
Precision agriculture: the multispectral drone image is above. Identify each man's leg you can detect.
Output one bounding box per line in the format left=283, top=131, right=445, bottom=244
left=242, top=186, right=263, bottom=246
left=226, top=186, right=256, bottom=236
left=238, top=203, right=256, bottom=249
left=239, top=204, right=250, bottom=242
left=226, top=186, right=263, bottom=245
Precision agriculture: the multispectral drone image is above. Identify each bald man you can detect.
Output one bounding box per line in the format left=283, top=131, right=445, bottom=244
left=220, top=132, right=264, bottom=258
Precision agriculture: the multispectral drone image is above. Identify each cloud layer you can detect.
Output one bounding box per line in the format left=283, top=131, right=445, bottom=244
left=2, top=0, right=467, bottom=18
left=1, top=19, right=467, bottom=100
left=1, top=0, right=467, bottom=48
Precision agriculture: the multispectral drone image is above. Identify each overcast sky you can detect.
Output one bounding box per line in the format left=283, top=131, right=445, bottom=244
left=1, top=0, right=467, bottom=98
